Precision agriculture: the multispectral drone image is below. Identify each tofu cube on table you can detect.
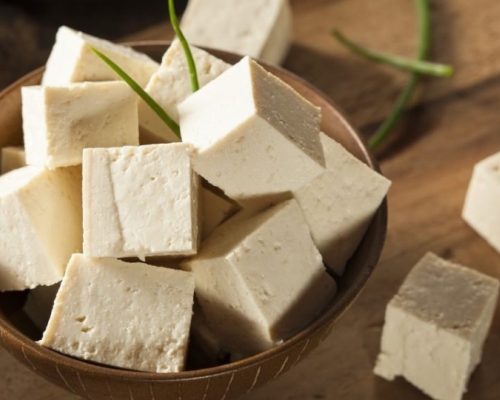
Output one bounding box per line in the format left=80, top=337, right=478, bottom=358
left=294, top=132, right=391, bottom=275
left=374, top=252, right=499, bottom=400
left=462, top=151, right=500, bottom=254
left=22, top=82, right=139, bottom=169
left=83, top=143, right=200, bottom=259
left=40, top=254, right=195, bottom=373
left=0, top=147, right=26, bottom=175
left=0, top=166, right=82, bottom=291
left=178, top=56, right=325, bottom=203
left=140, top=40, right=231, bottom=143
left=183, top=199, right=337, bottom=360
left=181, top=0, right=292, bottom=65
left=42, top=26, right=159, bottom=87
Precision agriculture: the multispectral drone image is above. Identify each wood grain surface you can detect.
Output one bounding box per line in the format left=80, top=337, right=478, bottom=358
left=2, top=0, right=500, bottom=399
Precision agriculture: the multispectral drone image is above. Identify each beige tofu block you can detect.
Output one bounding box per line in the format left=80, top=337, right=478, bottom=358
left=294, top=132, right=391, bottom=275
left=40, top=254, right=195, bottom=373
left=0, top=166, right=82, bottom=291
left=181, top=0, right=292, bottom=65
left=42, top=26, right=159, bottom=86
left=183, top=199, right=336, bottom=359
left=462, top=151, right=500, bottom=254
left=24, top=284, right=60, bottom=331
left=374, top=253, right=499, bottom=400
left=200, top=184, right=238, bottom=239
left=139, top=40, right=231, bottom=143
left=22, top=82, right=139, bottom=169
left=178, top=56, right=325, bottom=202
left=0, top=147, right=26, bottom=174
left=83, top=143, right=199, bottom=259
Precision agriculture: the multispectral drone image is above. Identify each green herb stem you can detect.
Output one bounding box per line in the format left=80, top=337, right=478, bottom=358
left=369, top=0, right=433, bottom=150
left=168, top=0, right=200, bottom=92
left=91, top=47, right=182, bottom=140
left=332, top=30, right=453, bottom=77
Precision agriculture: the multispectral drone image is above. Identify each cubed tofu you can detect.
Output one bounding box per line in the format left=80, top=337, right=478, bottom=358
left=42, top=26, right=159, bottom=86
left=22, top=82, right=139, bottom=169
left=178, top=56, right=325, bottom=202
left=183, top=199, right=336, bottom=359
left=294, top=132, right=391, bottom=275
left=139, top=40, right=231, bottom=143
left=24, top=284, right=60, bottom=331
left=83, top=143, right=199, bottom=258
left=181, top=0, right=292, bottom=65
left=200, top=184, right=238, bottom=239
left=40, top=254, right=195, bottom=373
left=374, top=253, right=499, bottom=400
left=462, top=151, right=500, bottom=254
left=0, top=147, right=26, bottom=174
left=0, top=166, right=82, bottom=291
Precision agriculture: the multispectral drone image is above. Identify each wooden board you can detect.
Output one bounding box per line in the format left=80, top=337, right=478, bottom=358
left=2, top=0, right=500, bottom=399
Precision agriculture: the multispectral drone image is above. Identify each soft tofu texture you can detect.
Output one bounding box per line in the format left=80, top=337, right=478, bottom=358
left=294, top=132, right=391, bottom=275
left=24, top=284, right=60, bottom=331
left=22, top=82, right=139, bottom=169
left=0, top=166, right=82, bottom=291
left=42, top=26, right=159, bottom=86
left=200, top=184, right=238, bottom=239
left=140, top=40, right=231, bottom=143
left=374, top=253, right=499, bottom=400
left=179, top=56, right=325, bottom=202
left=183, top=199, right=336, bottom=359
left=83, top=143, right=199, bottom=258
left=181, top=0, right=292, bottom=65
left=0, top=147, right=26, bottom=174
left=40, top=254, right=195, bottom=373
left=462, top=151, right=500, bottom=254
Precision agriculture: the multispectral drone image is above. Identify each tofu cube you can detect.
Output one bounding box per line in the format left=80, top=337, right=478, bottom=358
left=200, top=184, right=238, bottom=239
left=374, top=253, right=499, bottom=400
left=0, top=147, right=26, bottom=175
left=24, top=284, right=60, bottom=331
left=294, top=132, right=391, bottom=275
left=22, top=82, right=139, bottom=169
left=139, top=40, right=231, bottom=143
left=181, top=0, right=292, bottom=65
left=40, top=254, right=195, bottom=373
left=42, top=26, right=159, bottom=86
left=0, top=166, right=82, bottom=291
left=83, top=143, right=199, bottom=258
left=183, top=199, right=336, bottom=359
left=462, top=151, right=500, bottom=254
left=178, top=56, right=325, bottom=202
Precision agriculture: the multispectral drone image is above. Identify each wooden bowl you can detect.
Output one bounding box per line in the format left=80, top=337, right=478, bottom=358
left=0, top=42, right=387, bottom=400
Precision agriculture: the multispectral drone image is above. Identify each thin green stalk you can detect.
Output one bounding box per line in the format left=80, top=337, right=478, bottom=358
left=168, top=0, right=199, bottom=92
left=369, top=0, right=433, bottom=150
left=332, top=30, right=453, bottom=77
left=91, top=47, right=182, bottom=140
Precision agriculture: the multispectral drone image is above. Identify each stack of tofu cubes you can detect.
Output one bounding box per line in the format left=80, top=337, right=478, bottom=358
left=0, top=26, right=390, bottom=372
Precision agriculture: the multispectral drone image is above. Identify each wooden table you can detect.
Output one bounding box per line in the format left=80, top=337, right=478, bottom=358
left=2, top=0, right=500, bottom=399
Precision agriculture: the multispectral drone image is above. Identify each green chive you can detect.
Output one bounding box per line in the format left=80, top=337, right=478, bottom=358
left=90, top=47, right=182, bottom=140
left=331, top=30, right=453, bottom=77
left=168, top=0, right=200, bottom=93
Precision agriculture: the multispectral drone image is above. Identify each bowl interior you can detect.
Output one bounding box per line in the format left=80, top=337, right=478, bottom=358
left=0, top=42, right=387, bottom=397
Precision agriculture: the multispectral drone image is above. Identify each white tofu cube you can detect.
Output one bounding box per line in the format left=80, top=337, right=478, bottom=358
left=294, top=132, right=391, bottom=275
left=40, top=254, right=195, bottom=373
left=181, top=0, right=292, bottom=65
left=22, top=82, right=139, bottom=169
left=200, top=184, right=238, bottom=239
left=42, top=26, right=159, bottom=87
left=0, top=147, right=26, bottom=174
left=183, top=199, right=336, bottom=359
left=83, top=143, right=200, bottom=258
left=24, top=284, right=60, bottom=331
left=0, top=166, right=82, bottom=291
left=178, top=56, right=325, bottom=201
left=140, top=40, right=231, bottom=143
left=462, top=151, right=500, bottom=254
left=374, top=253, right=499, bottom=400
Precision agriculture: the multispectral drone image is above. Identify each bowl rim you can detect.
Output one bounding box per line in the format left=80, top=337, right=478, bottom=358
left=0, top=40, right=387, bottom=382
